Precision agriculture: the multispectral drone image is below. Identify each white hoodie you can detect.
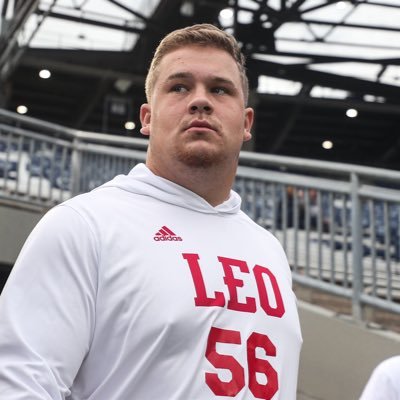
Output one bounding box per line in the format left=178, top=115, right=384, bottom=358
left=0, top=163, right=302, bottom=400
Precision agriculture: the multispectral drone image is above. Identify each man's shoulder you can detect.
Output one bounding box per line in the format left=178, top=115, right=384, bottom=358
left=238, top=210, right=272, bottom=233
left=62, top=184, right=127, bottom=210
left=375, top=356, right=400, bottom=376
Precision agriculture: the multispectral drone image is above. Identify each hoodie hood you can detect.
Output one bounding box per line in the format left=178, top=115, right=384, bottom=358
left=97, top=163, right=242, bottom=215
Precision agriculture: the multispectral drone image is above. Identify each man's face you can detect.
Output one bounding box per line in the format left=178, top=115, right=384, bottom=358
left=140, top=45, right=254, bottom=173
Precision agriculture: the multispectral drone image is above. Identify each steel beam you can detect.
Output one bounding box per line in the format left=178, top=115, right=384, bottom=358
left=20, top=54, right=146, bottom=85
left=106, top=0, right=164, bottom=34
left=257, top=92, right=400, bottom=115
left=35, top=9, right=144, bottom=34
left=248, top=58, right=400, bottom=98
left=301, top=18, right=400, bottom=33
left=0, top=0, right=40, bottom=80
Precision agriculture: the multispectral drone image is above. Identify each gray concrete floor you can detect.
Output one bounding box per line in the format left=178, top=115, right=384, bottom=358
left=297, top=392, right=323, bottom=400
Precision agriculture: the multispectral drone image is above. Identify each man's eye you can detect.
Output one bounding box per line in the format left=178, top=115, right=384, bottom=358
left=212, top=87, right=228, bottom=95
left=171, top=85, right=188, bottom=93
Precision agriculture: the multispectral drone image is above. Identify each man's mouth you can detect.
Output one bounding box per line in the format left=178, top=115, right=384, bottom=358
left=186, top=120, right=216, bottom=132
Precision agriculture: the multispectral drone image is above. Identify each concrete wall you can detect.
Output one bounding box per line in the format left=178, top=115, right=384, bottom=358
left=298, top=301, right=400, bottom=400
left=0, top=201, right=47, bottom=265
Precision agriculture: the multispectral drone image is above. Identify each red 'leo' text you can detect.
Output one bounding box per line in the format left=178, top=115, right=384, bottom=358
left=182, top=253, right=285, bottom=318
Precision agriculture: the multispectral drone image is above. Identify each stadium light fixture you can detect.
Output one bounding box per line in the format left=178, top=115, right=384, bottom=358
left=346, top=108, right=358, bottom=118
left=16, top=105, right=28, bottom=114
left=322, top=140, right=333, bottom=150
left=39, top=69, right=51, bottom=79
left=125, top=121, right=136, bottom=130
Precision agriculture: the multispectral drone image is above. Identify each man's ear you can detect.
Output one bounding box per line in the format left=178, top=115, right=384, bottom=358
left=243, top=107, right=254, bottom=142
left=140, top=103, right=151, bottom=136
left=244, top=129, right=252, bottom=142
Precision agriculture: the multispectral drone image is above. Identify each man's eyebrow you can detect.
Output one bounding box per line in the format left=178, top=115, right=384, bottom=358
left=211, top=76, right=236, bottom=87
left=166, top=72, right=193, bottom=81
left=166, top=72, right=236, bottom=87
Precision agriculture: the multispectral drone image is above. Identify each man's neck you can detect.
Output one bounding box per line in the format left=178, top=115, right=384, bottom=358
left=147, top=162, right=236, bottom=207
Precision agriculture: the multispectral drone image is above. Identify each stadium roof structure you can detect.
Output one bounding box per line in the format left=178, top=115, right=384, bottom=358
left=1, top=0, right=400, bottom=170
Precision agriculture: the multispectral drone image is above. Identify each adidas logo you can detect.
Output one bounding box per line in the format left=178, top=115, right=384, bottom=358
left=154, top=226, right=183, bottom=241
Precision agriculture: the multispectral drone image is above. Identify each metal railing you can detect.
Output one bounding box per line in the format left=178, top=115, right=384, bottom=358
left=1, top=108, right=400, bottom=321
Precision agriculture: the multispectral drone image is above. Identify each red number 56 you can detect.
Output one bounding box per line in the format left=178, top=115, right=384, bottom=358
left=205, top=327, right=278, bottom=399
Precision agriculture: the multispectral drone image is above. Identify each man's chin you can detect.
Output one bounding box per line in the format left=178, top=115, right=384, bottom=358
left=176, top=149, right=222, bottom=168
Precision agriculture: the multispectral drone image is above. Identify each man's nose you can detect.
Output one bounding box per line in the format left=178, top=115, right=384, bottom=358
left=188, top=90, right=213, bottom=114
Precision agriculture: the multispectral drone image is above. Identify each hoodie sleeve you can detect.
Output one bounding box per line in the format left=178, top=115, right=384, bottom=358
left=359, top=358, right=400, bottom=400
left=0, top=204, right=99, bottom=400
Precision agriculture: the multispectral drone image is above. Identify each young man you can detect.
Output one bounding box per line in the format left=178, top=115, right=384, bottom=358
left=0, top=24, right=302, bottom=399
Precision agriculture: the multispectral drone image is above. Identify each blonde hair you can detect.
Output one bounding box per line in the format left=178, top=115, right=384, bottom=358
left=145, top=24, right=249, bottom=104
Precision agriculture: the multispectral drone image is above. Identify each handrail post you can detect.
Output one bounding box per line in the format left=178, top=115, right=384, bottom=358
left=70, top=138, right=82, bottom=197
left=351, top=172, right=363, bottom=322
